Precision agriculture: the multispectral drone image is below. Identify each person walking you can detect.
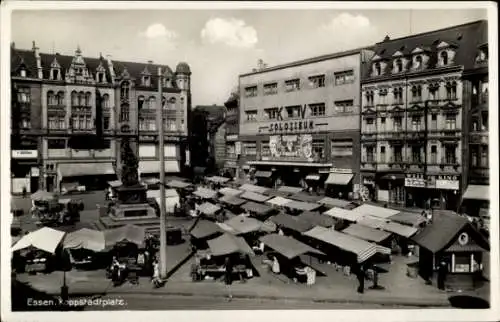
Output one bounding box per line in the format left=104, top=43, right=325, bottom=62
left=22, top=187, right=27, bottom=199
left=437, top=261, right=448, bottom=290
left=224, top=256, right=233, bottom=301
left=356, top=264, right=365, bottom=294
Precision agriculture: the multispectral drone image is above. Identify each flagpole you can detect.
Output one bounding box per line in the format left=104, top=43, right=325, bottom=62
left=157, top=67, right=167, bottom=279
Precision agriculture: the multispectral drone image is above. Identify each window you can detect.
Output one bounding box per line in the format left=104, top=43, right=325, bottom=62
left=429, top=84, right=439, bottom=100
left=103, top=116, right=110, bottom=130
left=380, top=117, right=386, bottom=131
left=412, top=117, right=422, bottom=131
left=481, top=81, right=488, bottom=103
left=120, top=81, right=130, bottom=99
left=17, top=87, right=31, bottom=103
left=365, top=118, right=375, bottom=132
left=481, top=148, right=488, bottom=167
left=334, top=100, right=354, bottom=113
left=431, top=145, right=437, bottom=163
left=481, top=111, right=488, bottom=131
left=148, top=97, right=156, bottom=109
left=445, top=114, right=456, bottom=130
left=97, top=73, right=104, bottom=83
left=71, top=91, right=78, bottom=106
left=51, top=69, right=59, bottom=80
left=476, top=49, right=488, bottom=63
left=471, top=117, right=479, bottom=132
left=378, top=88, right=388, bottom=105
left=366, top=146, right=374, bottom=163
left=263, top=83, right=278, bottom=95
left=120, top=104, right=130, bottom=122
left=394, top=59, right=403, bottom=73
left=394, top=146, right=403, bottom=162
left=164, top=119, right=177, bottom=131
left=48, top=139, right=66, bottom=149
left=139, top=118, right=156, bottom=131
left=412, top=146, right=422, bottom=163
left=48, top=116, right=65, bottom=129
left=243, top=142, right=257, bottom=155
left=285, top=79, right=300, bottom=92
left=20, top=69, right=27, bottom=77
left=411, top=85, right=422, bottom=102
left=47, top=91, right=56, bottom=106
left=85, top=92, right=91, bottom=106
left=309, top=75, right=325, bottom=88
left=393, top=117, right=403, bottom=131
left=445, top=145, right=456, bottom=164
left=374, top=63, right=381, bottom=76
left=309, top=103, right=326, bottom=116
left=393, top=87, right=403, bottom=104
left=431, top=114, right=438, bottom=130
left=331, top=141, right=353, bottom=158
left=365, top=90, right=374, bottom=106
left=21, top=117, right=31, bottom=129
left=245, top=86, right=258, bottom=97
left=312, top=140, right=324, bottom=158
left=142, top=76, right=151, bottom=87
left=446, top=82, right=457, bottom=100
left=261, top=142, right=270, bottom=156
left=334, top=70, right=354, bottom=85
left=78, top=92, right=85, bottom=106
left=471, top=148, right=478, bottom=167
left=162, top=96, right=167, bottom=109
left=56, top=92, right=64, bottom=106
left=265, top=108, right=279, bottom=120
left=380, top=146, right=386, bottom=163
left=102, top=94, right=110, bottom=108
left=414, top=55, right=423, bottom=69
left=440, top=51, right=448, bottom=66
left=245, top=110, right=257, bottom=122
left=286, top=106, right=301, bottom=118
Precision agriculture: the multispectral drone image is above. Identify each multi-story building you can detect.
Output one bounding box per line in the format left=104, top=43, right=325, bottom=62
left=359, top=20, right=487, bottom=211
left=238, top=48, right=374, bottom=196
left=223, top=92, right=240, bottom=178
left=11, top=42, right=191, bottom=193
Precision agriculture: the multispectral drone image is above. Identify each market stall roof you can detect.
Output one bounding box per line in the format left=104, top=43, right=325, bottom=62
left=270, top=213, right=315, bottom=233
left=463, top=185, right=490, bottom=201
left=167, top=180, right=192, bottom=189
left=240, top=191, right=271, bottom=203
left=262, top=219, right=277, bottom=232
left=31, top=190, right=58, bottom=202
left=219, top=195, right=246, bottom=206
left=218, top=187, right=244, bottom=196
left=63, top=228, right=105, bottom=252
left=260, top=233, right=324, bottom=259
left=206, top=176, right=230, bottom=184
left=342, top=224, right=392, bottom=243
left=193, top=187, right=218, bottom=199
left=304, top=226, right=378, bottom=263
left=241, top=201, right=273, bottom=216
left=108, top=180, right=122, bottom=188
left=216, top=222, right=238, bottom=234
left=12, top=227, right=65, bottom=254
left=239, top=183, right=269, bottom=194
left=255, top=171, right=272, bottom=178
left=389, top=212, right=427, bottom=227
left=190, top=220, right=223, bottom=239
left=352, top=204, right=400, bottom=219
left=197, top=202, right=221, bottom=216
left=318, top=197, right=352, bottom=209
left=284, top=200, right=321, bottom=212
left=265, top=189, right=293, bottom=198
left=356, top=216, right=388, bottom=229
left=266, top=196, right=293, bottom=207
left=143, top=178, right=160, bottom=185
left=297, top=212, right=336, bottom=228
left=305, top=174, right=321, bottom=181
left=325, top=173, right=353, bottom=185
left=289, top=192, right=324, bottom=203
left=104, top=225, right=145, bottom=248
left=224, top=215, right=265, bottom=235
left=147, top=189, right=179, bottom=199
left=208, top=233, right=254, bottom=257
left=12, top=236, right=21, bottom=247
left=381, top=221, right=419, bottom=238
left=323, top=207, right=363, bottom=222
left=277, top=186, right=303, bottom=194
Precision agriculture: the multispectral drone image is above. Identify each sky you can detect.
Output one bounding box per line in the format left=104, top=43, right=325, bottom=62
left=11, top=7, right=487, bottom=106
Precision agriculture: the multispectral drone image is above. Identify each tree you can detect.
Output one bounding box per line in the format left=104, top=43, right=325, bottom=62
left=120, top=138, right=139, bottom=186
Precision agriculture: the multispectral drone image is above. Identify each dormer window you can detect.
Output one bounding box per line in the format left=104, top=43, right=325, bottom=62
left=374, top=62, right=381, bottom=76
left=414, top=55, right=423, bottom=69
left=97, top=72, right=104, bottom=83
left=440, top=51, right=449, bottom=66
left=51, top=69, right=59, bottom=80
left=142, top=76, right=151, bottom=87
left=395, top=59, right=403, bottom=73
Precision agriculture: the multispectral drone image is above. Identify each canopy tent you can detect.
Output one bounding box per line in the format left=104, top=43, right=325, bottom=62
left=219, top=195, right=246, bottom=206
left=12, top=227, right=65, bottom=254
left=239, top=183, right=269, bottom=194
left=266, top=196, right=293, bottom=207
left=260, top=233, right=324, bottom=259
left=254, top=171, right=272, bottom=178
left=31, top=190, right=57, bottom=202
left=277, top=186, right=303, bottom=194
left=197, top=202, right=222, bottom=216
left=218, top=187, right=244, bottom=196
left=270, top=213, right=315, bottom=233
left=303, top=226, right=378, bottom=263
left=389, top=212, right=427, bottom=227
left=241, top=202, right=273, bottom=216
left=462, top=185, right=490, bottom=201
left=325, top=172, right=353, bottom=186
left=193, top=187, right=218, bottom=199
left=104, top=225, right=145, bottom=248
left=298, top=211, right=336, bottom=228
left=284, top=200, right=321, bottom=212
left=323, top=207, right=363, bottom=222
left=207, top=233, right=254, bottom=257
left=240, top=191, right=271, bottom=203
left=356, top=216, right=388, bottom=229
left=342, top=224, right=392, bottom=243
left=108, top=180, right=122, bottom=188
left=206, top=176, right=230, bottom=184
left=289, top=192, right=323, bottom=203
left=351, top=204, right=400, bottom=219
left=63, top=228, right=105, bottom=252
left=381, top=221, right=418, bottom=238
left=224, top=215, right=266, bottom=235
left=190, top=220, right=223, bottom=239
left=318, top=197, right=352, bottom=209
left=166, top=180, right=192, bottom=189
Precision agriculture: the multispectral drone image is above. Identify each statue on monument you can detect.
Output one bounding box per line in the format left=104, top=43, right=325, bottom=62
left=120, top=138, right=140, bottom=187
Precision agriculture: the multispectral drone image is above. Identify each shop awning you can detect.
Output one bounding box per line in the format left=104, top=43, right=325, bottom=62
left=104, top=225, right=145, bottom=248
left=240, top=191, right=271, bottom=203
left=289, top=192, right=323, bottom=203
left=298, top=211, right=336, bottom=228
left=305, top=174, right=321, bottom=181
left=167, top=180, right=192, bottom=189
left=139, top=160, right=180, bottom=174
left=241, top=201, right=273, bottom=216
left=239, top=183, right=269, bottom=194
left=63, top=228, right=105, bottom=252
left=303, top=226, right=378, bottom=263
left=260, top=233, right=324, bottom=259
left=266, top=196, right=293, bottom=207
left=193, top=187, right=218, bottom=199
left=208, top=233, right=254, bottom=257
left=278, top=186, right=303, bottom=194
left=463, top=185, right=490, bottom=201
left=219, top=195, right=246, bottom=206
left=382, top=221, right=418, bottom=238
left=284, top=200, right=321, bottom=212
left=59, top=162, right=115, bottom=177
left=224, top=215, right=265, bottom=235
left=108, top=180, right=122, bottom=188
left=356, top=216, right=388, bottom=229
left=325, top=173, right=353, bottom=185
left=12, top=227, right=66, bottom=254
left=190, top=220, right=223, bottom=239
left=342, top=224, right=392, bottom=243
left=323, top=207, right=363, bottom=222
left=255, top=171, right=272, bottom=178
left=197, top=202, right=221, bottom=216
left=219, top=187, right=244, bottom=196
left=389, top=212, right=427, bottom=227
left=318, top=197, right=352, bottom=209
left=206, top=176, right=230, bottom=184
left=380, top=173, right=405, bottom=180
left=352, top=204, right=400, bottom=219
left=270, top=213, right=315, bottom=233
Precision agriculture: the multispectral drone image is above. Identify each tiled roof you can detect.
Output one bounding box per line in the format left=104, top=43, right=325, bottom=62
left=361, top=20, right=487, bottom=80
left=11, top=48, right=38, bottom=78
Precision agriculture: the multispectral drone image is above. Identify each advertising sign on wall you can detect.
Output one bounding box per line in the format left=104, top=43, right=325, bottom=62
left=436, top=179, right=459, bottom=190
left=263, top=134, right=313, bottom=162
left=12, top=150, right=38, bottom=159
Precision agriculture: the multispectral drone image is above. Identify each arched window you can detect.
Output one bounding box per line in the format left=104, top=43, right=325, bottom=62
left=120, top=103, right=130, bottom=122
left=71, top=91, right=78, bottom=106
left=395, top=59, right=403, bottom=73
left=57, top=91, right=65, bottom=106
left=102, top=94, right=110, bottom=108
left=414, top=55, right=423, bottom=69
left=47, top=91, right=56, bottom=106
left=137, top=95, right=145, bottom=110
left=120, top=81, right=130, bottom=99
left=148, top=96, right=156, bottom=109
left=374, top=63, right=381, bottom=76
left=85, top=92, right=91, bottom=106
left=446, top=81, right=457, bottom=100
left=440, top=51, right=448, bottom=66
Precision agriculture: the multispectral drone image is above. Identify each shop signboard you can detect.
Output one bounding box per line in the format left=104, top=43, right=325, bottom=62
left=12, top=150, right=38, bottom=159
left=264, top=134, right=314, bottom=162
left=226, top=135, right=238, bottom=141
left=436, top=179, right=459, bottom=190
left=405, top=174, right=426, bottom=188
left=31, top=167, right=40, bottom=177
left=329, top=168, right=352, bottom=174
left=225, top=161, right=237, bottom=168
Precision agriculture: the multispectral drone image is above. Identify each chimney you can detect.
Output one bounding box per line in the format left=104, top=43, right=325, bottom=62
left=383, top=35, right=391, bottom=42
left=32, top=41, right=43, bottom=79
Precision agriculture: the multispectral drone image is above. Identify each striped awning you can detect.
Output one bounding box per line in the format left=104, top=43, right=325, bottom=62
left=325, top=173, right=353, bottom=185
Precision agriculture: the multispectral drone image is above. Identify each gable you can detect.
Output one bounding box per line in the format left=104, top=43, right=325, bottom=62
left=443, top=224, right=489, bottom=252
left=411, top=47, right=423, bottom=54
left=392, top=51, right=404, bottom=57
left=371, top=54, right=382, bottom=61
left=437, top=41, right=450, bottom=49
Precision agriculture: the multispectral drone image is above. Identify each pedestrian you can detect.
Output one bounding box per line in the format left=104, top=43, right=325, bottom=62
left=22, top=187, right=27, bottom=199
left=224, top=256, right=233, bottom=301
left=271, top=256, right=280, bottom=274
left=356, top=264, right=365, bottom=294
left=152, top=259, right=161, bottom=288
left=437, top=261, right=448, bottom=290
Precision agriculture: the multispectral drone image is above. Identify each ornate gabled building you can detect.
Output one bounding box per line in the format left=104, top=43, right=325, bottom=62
left=359, top=20, right=488, bottom=212
left=11, top=42, right=191, bottom=193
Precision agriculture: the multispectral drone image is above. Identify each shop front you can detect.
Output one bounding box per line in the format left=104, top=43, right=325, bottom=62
left=57, top=162, right=117, bottom=191
left=462, top=184, right=489, bottom=218
left=376, top=173, right=405, bottom=206
left=360, top=173, right=376, bottom=202
left=325, top=168, right=354, bottom=200
left=11, top=149, right=40, bottom=194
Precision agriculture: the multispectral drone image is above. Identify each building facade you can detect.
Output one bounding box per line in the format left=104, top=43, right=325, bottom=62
left=359, top=20, right=488, bottom=211
left=223, top=92, right=240, bottom=178
left=11, top=42, right=191, bottom=193
left=238, top=48, right=374, bottom=196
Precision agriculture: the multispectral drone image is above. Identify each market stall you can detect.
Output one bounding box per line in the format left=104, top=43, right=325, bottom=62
left=323, top=207, right=364, bottom=227
left=298, top=211, right=336, bottom=228
left=277, top=186, right=303, bottom=195
left=197, top=202, right=223, bottom=221
left=266, top=196, right=293, bottom=209
left=239, top=183, right=269, bottom=195
left=189, top=220, right=224, bottom=251
left=284, top=200, right=322, bottom=215
left=351, top=204, right=400, bottom=220
left=389, top=211, right=427, bottom=228
left=63, top=228, right=106, bottom=269
left=318, top=197, right=357, bottom=210
left=218, top=187, right=244, bottom=197
left=241, top=201, right=275, bottom=219
left=270, top=213, right=315, bottom=238
left=240, top=191, right=271, bottom=203
left=265, top=189, right=294, bottom=198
